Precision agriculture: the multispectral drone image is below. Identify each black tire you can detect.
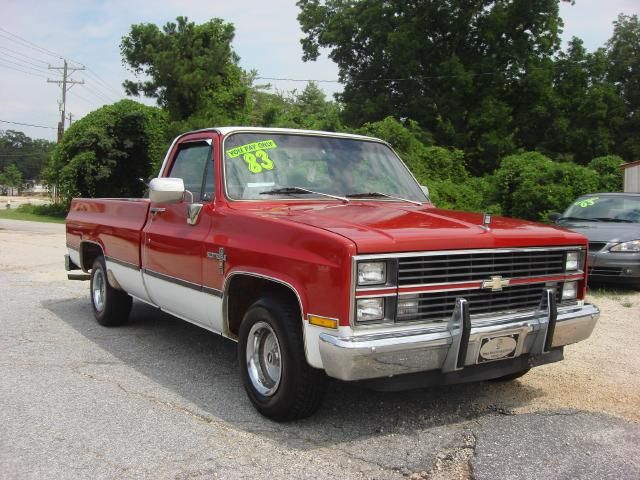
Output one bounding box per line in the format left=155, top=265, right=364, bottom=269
left=487, top=368, right=531, bottom=382
left=90, top=256, right=132, bottom=327
left=238, top=295, right=328, bottom=421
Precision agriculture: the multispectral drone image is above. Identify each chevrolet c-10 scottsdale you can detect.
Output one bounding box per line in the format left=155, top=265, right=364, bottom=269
left=65, top=127, right=600, bottom=420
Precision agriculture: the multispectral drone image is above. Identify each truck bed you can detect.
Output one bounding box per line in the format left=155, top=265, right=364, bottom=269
left=66, top=198, right=150, bottom=268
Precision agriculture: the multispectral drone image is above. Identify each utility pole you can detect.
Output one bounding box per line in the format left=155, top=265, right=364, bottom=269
left=66, top=112, right=73, bottom=126
left=47, top=59, right=84, bottom=142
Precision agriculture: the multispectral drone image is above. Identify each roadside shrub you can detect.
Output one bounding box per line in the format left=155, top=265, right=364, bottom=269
left=16, top=203, right=68, bottom=217
left=588, top=155, right=624, bottom=192
left=495, top=152, right=599, bottom=221
left=429, top=177, right=501, bottom=214
left=46, top=99, right=168, bottom=204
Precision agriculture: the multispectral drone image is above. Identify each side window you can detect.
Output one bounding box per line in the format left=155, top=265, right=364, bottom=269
left=168, top=142, right=214, bottom=202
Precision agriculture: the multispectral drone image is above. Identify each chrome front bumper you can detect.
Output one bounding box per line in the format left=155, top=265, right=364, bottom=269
left=319, top=289, right=600, bottom=381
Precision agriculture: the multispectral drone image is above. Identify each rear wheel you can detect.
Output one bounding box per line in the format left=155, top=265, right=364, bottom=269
left=90, top=256, right=132, bottom=326
left=238, top=295, right=327, bottom=421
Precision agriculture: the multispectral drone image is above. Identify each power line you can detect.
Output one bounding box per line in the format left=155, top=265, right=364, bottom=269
left=85, top=68, right=124, bottom=97
left=0, top=54, right=50, bottom=75
left=0, top=50, right=50, bottom=70
left=0, top=60, right=48, bottom=79
left=0, top=45, right=49, bottom=65
left=0, top=27, right=66, bottom=61
left=255, top=72, right=499, bottom=84
left=80, top=83, right=117, bottom=104
left=0, top=119, right=56, bottom=129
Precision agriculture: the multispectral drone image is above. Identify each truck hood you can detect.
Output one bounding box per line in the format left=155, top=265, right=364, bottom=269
left=253, top=202, right=586, bottom=253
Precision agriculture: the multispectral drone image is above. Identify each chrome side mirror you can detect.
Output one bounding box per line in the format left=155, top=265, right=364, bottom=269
left=420, top=185, right=431, bottom=202
left=149, top=178, right=185, bottom=204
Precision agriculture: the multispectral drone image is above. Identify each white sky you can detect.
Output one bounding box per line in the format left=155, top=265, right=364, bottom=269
left=1, top=0, right=638, bottom=142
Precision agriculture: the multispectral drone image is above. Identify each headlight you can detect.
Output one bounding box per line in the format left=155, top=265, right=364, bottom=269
left=610, top=240, right=640, bottom=253
left=565, top=251, right=580, bottom=271
left=356, top=298, right=385, bottom=323
left=397, top=295, right=419, bottom=317
left=357, top=262, right=387, bottom=286
left=561, top=281, right=577, bottom=301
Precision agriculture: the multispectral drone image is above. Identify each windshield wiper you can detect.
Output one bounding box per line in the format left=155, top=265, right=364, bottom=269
left=260, top=186, right=349, bottom=203
left=592, top=217, right=633, bottom=223
left=345, top=192, right=422, bottom=205
left=558, top=216, right=601, bottom=222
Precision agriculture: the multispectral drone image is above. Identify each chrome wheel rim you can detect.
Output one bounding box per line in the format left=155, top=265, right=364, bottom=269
left=92, top=267, right=106, bottom=312
left=246, top=321, right=282, bottom=397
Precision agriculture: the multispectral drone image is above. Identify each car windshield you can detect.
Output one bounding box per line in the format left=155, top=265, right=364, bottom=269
left=562, top=195, right=640, bottom=223
left=223, top=132, right=428, bottom=202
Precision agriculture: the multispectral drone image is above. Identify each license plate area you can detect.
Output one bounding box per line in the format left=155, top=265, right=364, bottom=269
left=477, top=333, right=520, bottom=363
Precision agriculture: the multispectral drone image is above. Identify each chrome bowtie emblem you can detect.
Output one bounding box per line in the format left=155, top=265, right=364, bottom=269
left=482, top=275, right=509, bottom=291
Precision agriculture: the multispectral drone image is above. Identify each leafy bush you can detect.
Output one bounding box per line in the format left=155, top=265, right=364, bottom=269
left=46, top=100, right=168, bottom=204
left=495, top=152, right=600, bottom=221
left=588, top=155, right=624, bottom=192
left=429, top=177, right=502, bottom=214
left=16, top=203, right=68, bottom=217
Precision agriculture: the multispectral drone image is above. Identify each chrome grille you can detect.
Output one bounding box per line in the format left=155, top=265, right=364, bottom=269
left=396, top=283, right=560, bottom=324
left=398, top=250, right=566, bottom=286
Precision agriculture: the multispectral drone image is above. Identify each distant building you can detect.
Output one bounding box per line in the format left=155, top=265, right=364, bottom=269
left=622, top=161, right=640, bottom=193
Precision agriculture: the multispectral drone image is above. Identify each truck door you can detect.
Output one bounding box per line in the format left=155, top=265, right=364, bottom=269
left=142, top=137, right=222, bottom=331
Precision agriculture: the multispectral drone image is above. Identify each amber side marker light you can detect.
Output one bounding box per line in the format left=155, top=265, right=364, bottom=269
left=308, top=315, right=338, bottom=329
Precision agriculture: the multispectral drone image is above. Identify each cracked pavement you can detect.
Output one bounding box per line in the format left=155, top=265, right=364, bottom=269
left=1, top=218, right=639, bottom=479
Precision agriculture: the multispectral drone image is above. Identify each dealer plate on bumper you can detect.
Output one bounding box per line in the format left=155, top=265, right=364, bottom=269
left=478, top=334, right=520, bottom=363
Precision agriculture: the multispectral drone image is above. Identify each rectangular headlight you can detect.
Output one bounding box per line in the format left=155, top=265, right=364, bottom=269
left=357, top=262, right=387, bottom=286
left=561, top=281, right=577, bottom=301
left=566, top=251, right=580, bottom=271
left=397, top=295, right=419, bottom=317
left=356, top=298, right=385, bottom=323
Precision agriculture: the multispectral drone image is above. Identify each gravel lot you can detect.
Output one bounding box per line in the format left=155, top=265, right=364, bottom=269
left=1, top=218, right=639, bottom=479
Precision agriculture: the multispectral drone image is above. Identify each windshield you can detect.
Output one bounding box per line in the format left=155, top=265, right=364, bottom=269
left=562, top=195, right=640, bottom=223
left=223, top=132, right=428, bottom=202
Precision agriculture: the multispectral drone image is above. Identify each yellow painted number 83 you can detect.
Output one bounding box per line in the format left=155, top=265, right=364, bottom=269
left=243, top=150, right=274, bottom=174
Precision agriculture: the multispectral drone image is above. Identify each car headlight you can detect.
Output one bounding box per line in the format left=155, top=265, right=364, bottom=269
left=610, top=240, right=640, bottom=253
left=357, top=262, right=387, bottom=286
left=561, top=281, right=577, bottom=301
left=565, top=251, right=580, bottom=271
left=356, top=298, right=385, bottom=323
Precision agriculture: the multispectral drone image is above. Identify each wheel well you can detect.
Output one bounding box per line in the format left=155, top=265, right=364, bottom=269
left=226, top=275, right=302, bottom=338
left=80, top=242, right=103, bottom=272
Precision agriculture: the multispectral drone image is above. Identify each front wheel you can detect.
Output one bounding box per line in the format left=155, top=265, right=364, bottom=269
left=90, top=256, right=132, bottom=326
left=238, top=296, right=327, bottom=421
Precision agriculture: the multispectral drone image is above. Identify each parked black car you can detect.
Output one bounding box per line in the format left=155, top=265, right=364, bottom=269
left=551, top=193, right=640, bottom=288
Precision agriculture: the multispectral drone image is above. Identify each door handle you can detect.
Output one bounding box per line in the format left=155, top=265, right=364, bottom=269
left=150, top=207, right=166, bottom=215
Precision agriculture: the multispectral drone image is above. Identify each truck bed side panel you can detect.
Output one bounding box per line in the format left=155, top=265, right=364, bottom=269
left=66, top=198, right=150, bottom=267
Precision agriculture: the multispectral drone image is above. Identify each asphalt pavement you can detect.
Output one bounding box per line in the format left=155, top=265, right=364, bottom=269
left=1, top=218, right=638, bottom=479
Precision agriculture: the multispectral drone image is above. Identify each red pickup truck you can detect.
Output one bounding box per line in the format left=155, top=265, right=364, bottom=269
left=65, top=127, right=600, bottom=421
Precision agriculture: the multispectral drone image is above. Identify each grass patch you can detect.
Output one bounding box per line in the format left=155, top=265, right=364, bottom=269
left=0, top=203, right=66, bottom=224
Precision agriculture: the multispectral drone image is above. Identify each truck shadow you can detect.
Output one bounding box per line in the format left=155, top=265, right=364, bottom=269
left=45, top=297, right=548, bottom=450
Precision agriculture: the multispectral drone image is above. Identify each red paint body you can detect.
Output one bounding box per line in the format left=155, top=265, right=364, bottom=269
left=66, top=130, right=589, bottom=327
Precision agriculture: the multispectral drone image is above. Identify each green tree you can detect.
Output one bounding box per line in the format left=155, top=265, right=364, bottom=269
left=46, top=100, right=168, bottom=204
left=588, top=155, right=624, bottom=192
left=606, top=14, right=640, bottom=159
left=2, top=164, right=23, bottom=195
left=494, top=152, right=600, bottom=221
left=0, top=130, right=54, bottom=179
left=121, top=16, right=250, bottom=126
left=297, top=0, right=567, bottom=172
